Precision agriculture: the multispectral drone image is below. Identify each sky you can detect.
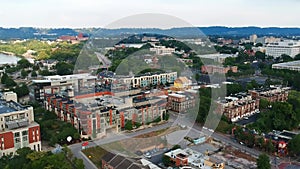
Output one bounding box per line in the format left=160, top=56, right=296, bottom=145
left=0, top=0, right=300, bottom=28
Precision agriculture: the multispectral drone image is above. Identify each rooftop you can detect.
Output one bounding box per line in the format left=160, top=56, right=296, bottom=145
left=0, top=100, right=25, bottom=114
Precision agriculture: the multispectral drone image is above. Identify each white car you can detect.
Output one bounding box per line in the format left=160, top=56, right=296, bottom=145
left=144, top=153, right=151, bottom=159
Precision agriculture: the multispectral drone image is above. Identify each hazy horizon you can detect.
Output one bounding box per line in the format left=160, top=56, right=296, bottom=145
left=1, top=0, right=299, bottom=28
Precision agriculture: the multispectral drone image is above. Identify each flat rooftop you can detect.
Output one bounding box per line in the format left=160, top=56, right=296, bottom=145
left=273, top=60, right=300, bottom=67
left=0, top=100, right=25, bottom=114
left=0, top=104, right=16, bottom=114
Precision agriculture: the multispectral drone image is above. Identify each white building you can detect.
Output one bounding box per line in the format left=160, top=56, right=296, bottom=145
left=272, top=60, right=300, bottom=71
left=249, top=34, right=257, bottom=43
left=150, top=46, right=175, bottom=55
left=266, top=40, right=300, bottom=58
left=117, top=72, right=177, bottom=88
left=198, top=53, right=237, bottom=63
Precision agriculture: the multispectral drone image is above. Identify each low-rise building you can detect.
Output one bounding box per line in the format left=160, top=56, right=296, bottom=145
left=216, top=93, right=259, bottom=122
left=201, top=65, right=238, bottom=74
left=167, top=90, right=197, bottom=113
left=150, top=46, right=175, bottom=55
left=102, top=152, right=144, bottom=169
left=272, top=60, right=300, bottom=72
left=0, top=92, right=41, bottom=157
left=249, top=85, right=290, bottom=102
left=173, top=77, right=192, bottom=91
left=198, top=53, right=237, bottom=64
left=164, top=148, right=214, bottom=168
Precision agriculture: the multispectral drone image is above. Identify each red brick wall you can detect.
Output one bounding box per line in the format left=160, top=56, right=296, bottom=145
left=28, top=126, right=40, bottom=143
left=0, top=132, right=14, bottom=150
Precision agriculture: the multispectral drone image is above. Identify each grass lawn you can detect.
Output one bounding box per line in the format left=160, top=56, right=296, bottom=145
left=82, top=146, right=108, bottom=169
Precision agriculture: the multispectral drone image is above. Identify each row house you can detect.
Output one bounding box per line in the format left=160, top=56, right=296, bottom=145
left=217, top=93, right=259, bottom=122
left=249, top=85, right=290, bottom=102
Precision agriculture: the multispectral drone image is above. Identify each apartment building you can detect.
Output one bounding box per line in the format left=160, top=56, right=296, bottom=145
left=201, top=65, right=238, bottom=74
left=150, top=46, right=175, bottom=55
left=44, top=90, right=167, bottom=139
left=249, top=85, right=290, bottom=102
left=266, top=40, right=300, bottom=58
left=30, top=73, right=97, bottom=102
left=167, top=90, right=197, bottom=113
left=216, top=93, right=259, bottom=122
left=0, top=92, right=41, bottom=157
left=117, top=72, right=177, bottom=88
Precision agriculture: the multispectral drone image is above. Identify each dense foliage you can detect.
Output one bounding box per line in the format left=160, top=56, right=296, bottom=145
left=257, top=154, right=271, bottom=169
left=0, top=147, right=84, bottom=169
left=34, top=107, right=80, bottom=146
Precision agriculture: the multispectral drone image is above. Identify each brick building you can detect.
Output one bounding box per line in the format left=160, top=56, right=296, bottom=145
left=44, top=91, right=167, bottom=139
left=0, top=92, right=41, bottom=157
left=201, top=65, right=238, bottom=74
left=167, top=90, right=197, bottom=113
left=249, top=85, right=290, bottom=102
left=217, top=93, right=260, bottom=122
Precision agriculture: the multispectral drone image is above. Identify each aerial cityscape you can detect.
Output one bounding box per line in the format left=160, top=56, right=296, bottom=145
left=0, top=1, right=300, bottom=169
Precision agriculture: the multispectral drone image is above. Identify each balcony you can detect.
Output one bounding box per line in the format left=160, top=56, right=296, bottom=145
left=5, top=118, right=29, bottom=130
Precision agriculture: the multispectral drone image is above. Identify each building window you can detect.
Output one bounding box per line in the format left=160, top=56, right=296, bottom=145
left=14, top=132, right=20, bottom=138
left=15, top=137, right=20, bottom=143
left=22, top=131, right=28, bottom=136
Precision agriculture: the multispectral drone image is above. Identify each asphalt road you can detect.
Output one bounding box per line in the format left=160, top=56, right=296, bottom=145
left=68, top=113, right=280, bottom=169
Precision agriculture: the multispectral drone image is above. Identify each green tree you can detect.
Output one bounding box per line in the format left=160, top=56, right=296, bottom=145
left=255, top=43, right=263, bottom=47
left=162, top=155, right=172, bottom=166
left=294, top=54, right=300, bottom=60
left=257, top=153, right=271, bottom=169
left=259, top=98, right=269, bottom=110
left=31, top=71, right=37, bottom=77
left=288, top=134, right=300, bottom=156
left=255, top=51, right=266, bottom=61
left=17, top=58, right=32, bottom=68
left=124, top=120, right=133, bottom=130
left=1, top=73, right=8, bottom=84
left=21, top=69, right=28, bottom=78
left=14, top=84, right=30, bottom=97
left=226, top=83, right=243, bottom=95
left=1, top=73, right=17, bottom=87
left=265, top=140, right=275, bottom=153
left=55, top=62, right=74, bottom=75
left=281, top=54, right=293, bottom=62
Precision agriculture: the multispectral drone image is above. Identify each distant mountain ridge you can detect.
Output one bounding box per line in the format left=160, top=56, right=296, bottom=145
left=1, top=26, right=300, bottom=40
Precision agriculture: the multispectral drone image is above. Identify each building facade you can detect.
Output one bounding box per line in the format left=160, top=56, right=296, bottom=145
left=150, top=46, right=175, bottom=55
left=249, top=86, right=290, bottom=102
left=167, top=91, right=197, bottom=113
left=272, top=60, right=300, bottom=72
left=266, top=40, right=300, bottom=58
left=44, top=91, right=166, bottom=139
left=117, top=72, right=177, bottom=88
left=0, top=92, right=41, bottom=157
left=201, top=65, right=238, bottom=74
left=217, top=93, right=259, bottom=122
left=30, top=73, right=97, bottom=102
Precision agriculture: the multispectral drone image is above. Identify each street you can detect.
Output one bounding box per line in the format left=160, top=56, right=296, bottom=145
left=69, top=113, right=280, bottom=169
